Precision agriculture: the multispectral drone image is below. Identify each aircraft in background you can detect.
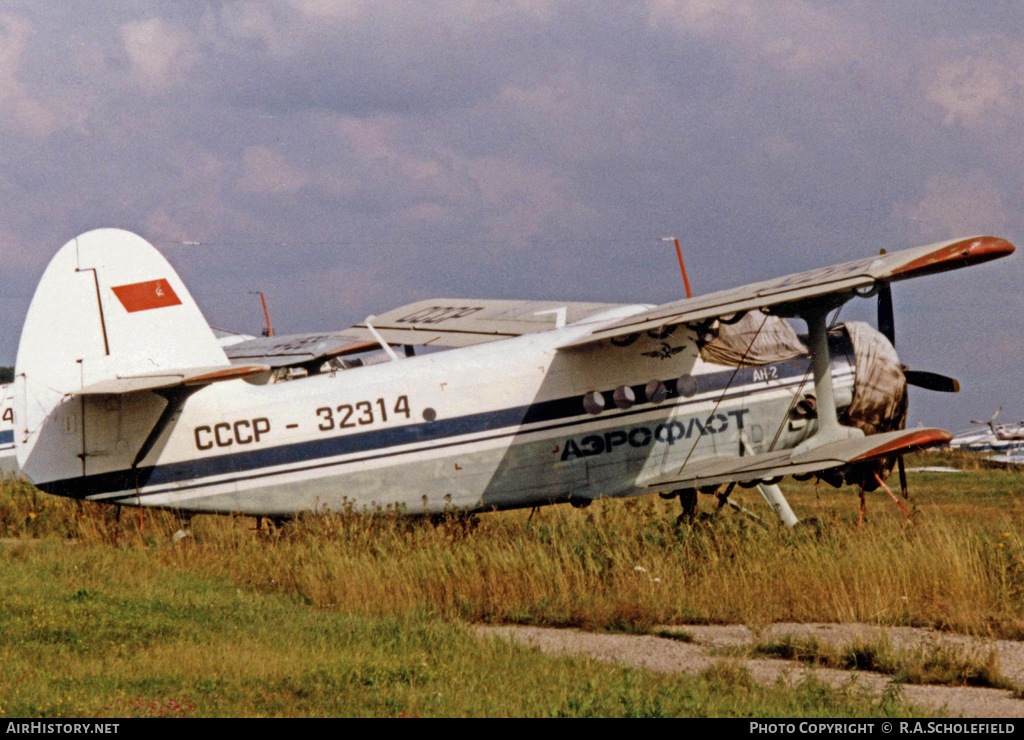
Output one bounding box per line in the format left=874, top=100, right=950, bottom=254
left=9, top=229, right=1014, bottom=526
left=0, top=383, right=13, bottom=475
left=949, top=407, right=1024, bottom=453
left=969, top=407, right=1024, bottom=448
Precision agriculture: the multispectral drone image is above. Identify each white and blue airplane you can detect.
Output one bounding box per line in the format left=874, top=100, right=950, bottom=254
left=9, top=229, right=1014, bottom=525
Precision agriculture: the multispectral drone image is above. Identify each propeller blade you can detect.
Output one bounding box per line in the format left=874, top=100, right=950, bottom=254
left=898, top=455, right=908, bottom=499
left=969, top=406, right=1002, bottom=426
left=903, top=369, right=960, bottom=393
left=878, top=281, right=895, bottom=346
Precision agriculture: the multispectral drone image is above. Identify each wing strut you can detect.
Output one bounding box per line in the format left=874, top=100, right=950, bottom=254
left=740, top=433, right=799, bottom=528
left=794, top=303, right=864, bottom=454
left=363, top=316, right=400, bottom=362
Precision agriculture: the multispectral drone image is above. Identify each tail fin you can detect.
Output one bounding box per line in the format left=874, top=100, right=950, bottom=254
left=14, top=229, right=243, bottom=486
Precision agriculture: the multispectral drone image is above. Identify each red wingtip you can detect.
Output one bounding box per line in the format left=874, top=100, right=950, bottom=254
left=890, top=236, right=1015, bottom=281
left=851, top=428, right=953, bottom=463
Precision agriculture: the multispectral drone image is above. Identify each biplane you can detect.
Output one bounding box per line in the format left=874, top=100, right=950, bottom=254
left=10, top=229, right=1014, bottom=525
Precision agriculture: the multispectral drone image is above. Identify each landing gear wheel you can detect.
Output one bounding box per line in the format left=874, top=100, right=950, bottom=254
left=675, top=488, right=698, bottom=524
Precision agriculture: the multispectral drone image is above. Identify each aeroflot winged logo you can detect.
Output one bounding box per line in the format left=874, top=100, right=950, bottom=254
left=111, top=279, right=182, bottom=313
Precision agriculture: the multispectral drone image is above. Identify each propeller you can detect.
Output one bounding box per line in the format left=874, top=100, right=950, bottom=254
left=876, top=279, right=960, bottom=504
left=903, top=370, right=960, bottom=393
left=877, top=281, right=960, bottom=393
left=971, top=406, right=1001, bottom=428
left=878, top=279, right=896, bottom=345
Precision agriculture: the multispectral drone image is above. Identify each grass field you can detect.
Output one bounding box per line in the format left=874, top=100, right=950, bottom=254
left=0, top=450, right=1019, bottom=717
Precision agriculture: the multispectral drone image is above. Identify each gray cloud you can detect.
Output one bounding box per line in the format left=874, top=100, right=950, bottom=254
left=0, top=1, right=1021, bottom=431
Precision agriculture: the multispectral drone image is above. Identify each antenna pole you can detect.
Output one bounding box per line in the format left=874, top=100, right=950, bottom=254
left=662, top=237, right=693, bottom=298
left=253, top=291, right=274, bottom=337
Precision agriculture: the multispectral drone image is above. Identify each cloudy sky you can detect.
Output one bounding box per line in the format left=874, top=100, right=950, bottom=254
left=1, top=1, right=1022, bottom=432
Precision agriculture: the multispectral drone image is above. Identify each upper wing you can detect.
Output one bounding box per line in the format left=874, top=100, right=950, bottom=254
left=639, top=428, right=951, bottom=492
left=224, top=236, right=1013, bottom=364
left=224, top=332, right=378, bottom=369
left=560, top=235, right=1014, bottom=350
left=347, top=298, right=627, bottom=348
left=221, top=300, right=629, bottom=369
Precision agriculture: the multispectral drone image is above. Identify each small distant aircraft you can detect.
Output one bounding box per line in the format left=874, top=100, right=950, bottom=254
left=10, top=229, right=1014, bottom=526
left=950, top=407, right=1024, bottom=452
left=0, top=383, right=13, bottom=475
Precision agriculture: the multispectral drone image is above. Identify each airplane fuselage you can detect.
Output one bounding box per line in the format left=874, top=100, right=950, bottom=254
left=37, top=313, right=854, bottom=516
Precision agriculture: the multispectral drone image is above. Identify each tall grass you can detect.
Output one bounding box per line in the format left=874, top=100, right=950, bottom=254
left=4, top=454, right=1022, bottom=638
left=213, top=497, right=1024, bottom=636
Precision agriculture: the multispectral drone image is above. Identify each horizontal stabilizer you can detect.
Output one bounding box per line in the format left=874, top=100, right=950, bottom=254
left=639, top=428, right=951, bottom=491
left=77, top=363, right=270, bottom=395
